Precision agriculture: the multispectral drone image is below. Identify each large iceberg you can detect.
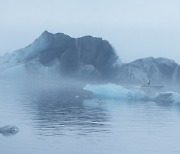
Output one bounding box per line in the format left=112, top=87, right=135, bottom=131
left=0, top=31, right=118, bottom=80
left=0, top=31, right=179, bottom=84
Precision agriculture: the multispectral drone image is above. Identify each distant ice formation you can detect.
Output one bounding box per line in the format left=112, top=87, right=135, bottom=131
left=116, top=57, right=180, bottom=84
left=0, top=31, right=118, bottom=80
left=0, top=31, right=179, bottom=84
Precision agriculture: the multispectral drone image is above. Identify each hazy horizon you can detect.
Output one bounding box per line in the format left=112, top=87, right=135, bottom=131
left=1, top=0, right=180, bottom=63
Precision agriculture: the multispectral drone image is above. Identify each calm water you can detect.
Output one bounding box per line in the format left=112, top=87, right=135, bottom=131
left=1, top=80, right=180, bottom=154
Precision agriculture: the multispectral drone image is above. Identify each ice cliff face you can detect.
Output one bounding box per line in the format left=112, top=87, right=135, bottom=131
left=0, top=31, right=180, bottom=84
left=116, top=57, right=180, bottom=85
left=0, top=31, right=118, bottom=80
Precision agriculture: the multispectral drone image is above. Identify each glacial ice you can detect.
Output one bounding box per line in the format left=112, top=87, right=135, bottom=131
left=0, top=125, right=19, bottom=136
left=0, top=64, right=28, bottom=78
left=154, top=92, right=180, bottom=104
left=0, top=31, right=179, bottom=84
left=0, top=31, right=118, bottom=80
left=84, top=83, right=180, bottom=104
left=83, top=83, right=145, bottom=100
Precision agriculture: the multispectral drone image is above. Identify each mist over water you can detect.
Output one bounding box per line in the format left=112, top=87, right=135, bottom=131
left=0, top=79, right=180, bottom=154
left=1, top=0, right=180, bottom=152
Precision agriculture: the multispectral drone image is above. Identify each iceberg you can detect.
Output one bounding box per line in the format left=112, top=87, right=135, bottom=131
left=83, top=83, right=180, bottom=104
left=0, top=31, right=118, bottom=80
left=83, top=83, right=146, bottom=100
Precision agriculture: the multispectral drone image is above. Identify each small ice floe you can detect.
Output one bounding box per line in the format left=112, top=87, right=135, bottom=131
left=154, top=92, right=180, bottom=104
left=0, top=125, right=19, bottom=136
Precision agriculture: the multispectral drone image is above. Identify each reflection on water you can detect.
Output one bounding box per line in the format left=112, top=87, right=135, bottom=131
left=0, top=80, right=110, bottom=136
left=1, top=80, right=180, bottom=154
left=27, top=90, right=110, bottom=136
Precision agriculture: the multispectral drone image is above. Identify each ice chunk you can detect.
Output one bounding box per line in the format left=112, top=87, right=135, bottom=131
left=83, top=83, right=145, bottom=100
left=84, top=83, right=180, bottom=104
left=0, top=125, right=19, bottom=136
left=154, top=92, right=180, bottom=104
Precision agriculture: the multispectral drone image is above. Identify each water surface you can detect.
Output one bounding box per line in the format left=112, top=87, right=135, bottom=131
left=0, top=80, right=180, bottom=154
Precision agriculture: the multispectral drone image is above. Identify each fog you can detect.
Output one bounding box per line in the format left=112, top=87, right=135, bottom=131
left=1, top=1, right=180, bottom=152
left=1, top=0, right=180, bottom=63
left=1, top=75, right=180, bottom=153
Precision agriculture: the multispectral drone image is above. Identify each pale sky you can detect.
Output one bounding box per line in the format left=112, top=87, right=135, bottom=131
left=1, top=0, right=180, bottom=63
